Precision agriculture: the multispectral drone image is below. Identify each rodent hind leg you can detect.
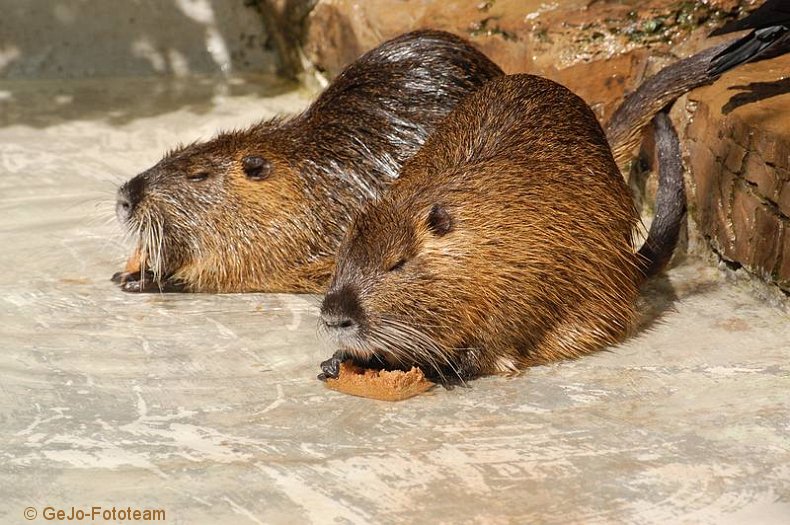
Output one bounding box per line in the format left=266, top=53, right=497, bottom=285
left=524, top=313, right=631, bottom=365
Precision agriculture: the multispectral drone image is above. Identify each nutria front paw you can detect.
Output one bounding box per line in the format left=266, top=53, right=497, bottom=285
left=121, top=278, right=159, bottom=293
left=317, top=351, right=345, bottom=381
left=110, top=271, right=126, bottom=284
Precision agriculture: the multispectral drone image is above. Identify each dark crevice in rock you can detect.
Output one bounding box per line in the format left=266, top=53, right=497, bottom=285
left=714, top=249, right=744, bottom=271
left=707, top=234, right=790, bottom=296
left=739, top=177, right=790, bottom=223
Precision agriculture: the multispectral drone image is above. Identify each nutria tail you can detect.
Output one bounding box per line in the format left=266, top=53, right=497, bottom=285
left=706, top=0, right=790, bottom=75
left=608, top=28, right=789, bottom=277
left=605, top=29, right=788, bottom=167
left=707, top=26, right=789, bottom=77
left=636, top=111, right=684, bottom=279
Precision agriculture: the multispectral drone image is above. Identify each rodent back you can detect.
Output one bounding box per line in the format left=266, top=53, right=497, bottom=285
left=399, top=74, right=618, bottom=180
left=299, top=30, right=504, bottom=182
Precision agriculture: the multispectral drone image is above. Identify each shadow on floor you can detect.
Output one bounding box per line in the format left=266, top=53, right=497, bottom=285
left=0, top=75, right=297, bottom=129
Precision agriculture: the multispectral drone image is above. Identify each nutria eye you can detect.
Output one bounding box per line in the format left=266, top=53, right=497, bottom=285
left=186, top=171, right=210, bottom=182
left=242, top=155, right=272, bottom=181
left=388, top=258, right=407, bottom=272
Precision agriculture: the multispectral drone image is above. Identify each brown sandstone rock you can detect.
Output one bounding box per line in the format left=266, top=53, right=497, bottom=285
left=684, top=54, right=790, bottom=290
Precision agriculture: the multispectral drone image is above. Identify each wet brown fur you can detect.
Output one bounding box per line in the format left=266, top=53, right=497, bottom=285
left=323, top=75, right=641, bottom=380
left=115, top=30, right=503, bottom=293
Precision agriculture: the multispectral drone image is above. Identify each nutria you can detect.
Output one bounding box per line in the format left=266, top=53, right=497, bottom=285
left=318, top=34, right=785, bottom=384
left=113, top=30, right=503, bottom=293
left=319, top=74, right=646, bottom=382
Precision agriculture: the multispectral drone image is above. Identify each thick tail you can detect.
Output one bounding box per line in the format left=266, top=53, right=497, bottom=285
left=605, top=42, right=729, bottom=167
left=708, top=26, right=789, bottom=77
left=707, top=0, right=790, bottom=75
left=636, top=112, right=685, bottom=279
left=606, top=27, right=789, bottom=278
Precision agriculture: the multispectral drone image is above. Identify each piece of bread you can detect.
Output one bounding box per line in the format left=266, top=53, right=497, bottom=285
left=324, top=361, right=435, bottom=401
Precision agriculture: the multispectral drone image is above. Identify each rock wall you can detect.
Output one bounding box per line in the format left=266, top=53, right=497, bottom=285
left=303, top=0, right=751, bottom=120
left=682, top=55, right=790, bottom=291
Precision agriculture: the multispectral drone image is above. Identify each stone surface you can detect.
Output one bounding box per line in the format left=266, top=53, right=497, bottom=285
left=684, top=53, right=790, bottom=291
left=1, top=76, right=788, bottom=525
left=0, top=0, right=278, bottom=79
left=248, top=0, right=319, bottom=79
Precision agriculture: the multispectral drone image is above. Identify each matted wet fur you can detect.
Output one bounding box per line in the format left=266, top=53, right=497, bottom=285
left=321, top=75, right=642, bottom=383
left=113, top=30, right=503, bottom=293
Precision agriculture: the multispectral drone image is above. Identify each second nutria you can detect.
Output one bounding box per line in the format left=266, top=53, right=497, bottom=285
left=319, top=74, right=645, bottom=382
left=113, top=30, right=503, bottom=293
left=318, top=32, right=785, bottom=383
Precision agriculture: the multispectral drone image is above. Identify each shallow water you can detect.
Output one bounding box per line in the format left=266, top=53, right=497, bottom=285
left=1, top=76, right=788, bottom=524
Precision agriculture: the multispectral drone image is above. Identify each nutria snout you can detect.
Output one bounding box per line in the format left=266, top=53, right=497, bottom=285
left=115, top=175, right=145, bottom=224
left=113, top=30, right=503, bottom=293
left=321, top=285, right=363, bottom=330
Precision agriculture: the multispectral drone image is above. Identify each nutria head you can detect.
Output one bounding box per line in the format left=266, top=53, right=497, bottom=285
left=116, top=124, right=338, bottom=292
left=320, top=74, right=643, bottom=382
left=319, top=192, right=465, bottom=380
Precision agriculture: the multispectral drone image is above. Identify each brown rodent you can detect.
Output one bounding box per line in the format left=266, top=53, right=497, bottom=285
left=318, top=34, right=783, bottom=384
left=320, top=74, right=642, bottom=382
left=113, top=30, right=503, bottom=293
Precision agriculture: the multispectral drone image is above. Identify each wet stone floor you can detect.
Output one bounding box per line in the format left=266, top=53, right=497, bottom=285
left=0, top=76, right=788, bottom=524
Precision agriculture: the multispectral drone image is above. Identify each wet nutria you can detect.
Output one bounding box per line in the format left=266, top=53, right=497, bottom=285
left=318, top=34, right=786, bottom=384
left=319, top=74, right=647, bottom=382
left=113, top=30, right=503, bottom=293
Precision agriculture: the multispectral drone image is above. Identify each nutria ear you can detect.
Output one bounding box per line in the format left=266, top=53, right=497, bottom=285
left=426, top=204, right=452, bottom=237
left=242, top=155, right=272, bottom=181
